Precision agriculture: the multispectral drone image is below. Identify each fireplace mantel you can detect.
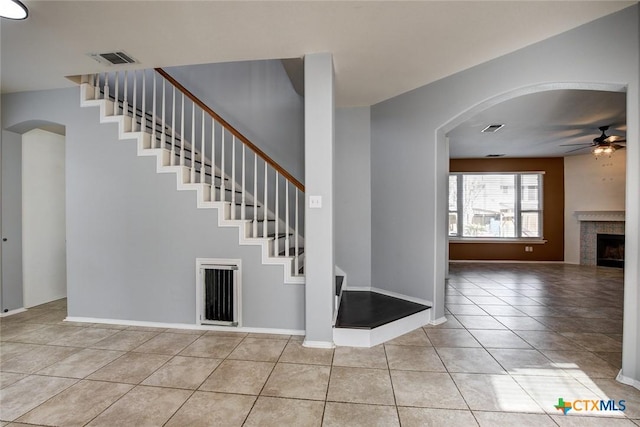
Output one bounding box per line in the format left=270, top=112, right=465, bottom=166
left=574, top=210, right=625, bottom=222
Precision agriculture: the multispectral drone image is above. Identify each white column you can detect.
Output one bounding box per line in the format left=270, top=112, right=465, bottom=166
left=620, top=75, right=640, bottom=389
left=303, top=53, right=335, bottom=348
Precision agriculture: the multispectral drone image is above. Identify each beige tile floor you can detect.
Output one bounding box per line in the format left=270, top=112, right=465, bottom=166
left=1, top=263, right=639, bottom=426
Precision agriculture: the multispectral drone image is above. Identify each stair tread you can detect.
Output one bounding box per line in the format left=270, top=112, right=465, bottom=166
left=267, top=232, right=293, bottom=239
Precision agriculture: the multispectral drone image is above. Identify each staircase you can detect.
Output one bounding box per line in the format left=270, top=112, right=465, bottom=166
left=79, top=70, right=305, bottom=284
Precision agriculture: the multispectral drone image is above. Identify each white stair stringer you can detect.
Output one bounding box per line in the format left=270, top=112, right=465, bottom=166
left=80, top=83, right=305, bottom=285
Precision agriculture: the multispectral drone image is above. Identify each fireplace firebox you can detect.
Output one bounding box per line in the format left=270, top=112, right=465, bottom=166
left=596, top=233, right=625, bottom=268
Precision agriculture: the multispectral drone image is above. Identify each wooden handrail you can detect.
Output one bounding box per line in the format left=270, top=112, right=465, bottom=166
left=155, top=68, right=305, bottom=192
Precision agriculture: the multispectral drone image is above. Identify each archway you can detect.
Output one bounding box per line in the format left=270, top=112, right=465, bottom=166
left=434, top=82, right=635, bottom=384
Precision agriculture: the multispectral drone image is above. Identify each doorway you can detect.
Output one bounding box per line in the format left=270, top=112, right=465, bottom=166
left=1, top=125, right=67, bottom=312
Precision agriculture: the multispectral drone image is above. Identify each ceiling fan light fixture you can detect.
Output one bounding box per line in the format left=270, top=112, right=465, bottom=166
left=593, top=144, right=615, bottom=158
left=0, top=0, right=28, bottom=20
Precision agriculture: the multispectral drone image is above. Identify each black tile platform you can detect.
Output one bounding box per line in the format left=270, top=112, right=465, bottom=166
left=335, top=291, right=431, bottom=329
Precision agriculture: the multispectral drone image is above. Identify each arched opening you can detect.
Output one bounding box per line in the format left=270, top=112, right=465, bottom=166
left=434, top=81, right=632, bottom=382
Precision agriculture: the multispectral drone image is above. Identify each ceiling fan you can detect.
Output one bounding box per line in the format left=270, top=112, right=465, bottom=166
left=561, top=125, right=627, bottom=156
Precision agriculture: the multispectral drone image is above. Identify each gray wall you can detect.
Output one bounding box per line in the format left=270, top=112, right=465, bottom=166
left=371, top=5, right=639, bottom=381
left=335, top=107, right=371, bottom=287
left=2, top=87, right=304, bottom=329
left=165, top=59, right=305, bottom=182
left=371, top=5, right=639, bottom=302
left=1, top=130, right=24, bottom=311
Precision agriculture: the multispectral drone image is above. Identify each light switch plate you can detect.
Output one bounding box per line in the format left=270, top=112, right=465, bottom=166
left=309, top=195, right=322, bottom=208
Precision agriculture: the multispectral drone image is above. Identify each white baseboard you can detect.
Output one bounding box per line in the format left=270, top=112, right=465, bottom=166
left=65, top=316, right=304, bottom=336
left=302, top=340, right=335, bottom=349
left=617, top=370, right=640, bottom=391
left=449, top=260, right=565, bottom=264
left=0, top=307, right=27, bottom=317
left=344, top=286, right=371, bottom=292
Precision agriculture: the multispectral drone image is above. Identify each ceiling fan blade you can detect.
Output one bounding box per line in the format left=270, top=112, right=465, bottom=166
left=560, top=143, right=594, bottom=147
left=605, top=136, right=626, bottom=143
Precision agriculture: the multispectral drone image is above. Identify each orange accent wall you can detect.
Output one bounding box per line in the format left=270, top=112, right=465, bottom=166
left=449, top=158, right=564, bottom=261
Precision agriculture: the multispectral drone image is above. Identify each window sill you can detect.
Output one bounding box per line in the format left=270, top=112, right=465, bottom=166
left=449, top=238, right=547, bottom=244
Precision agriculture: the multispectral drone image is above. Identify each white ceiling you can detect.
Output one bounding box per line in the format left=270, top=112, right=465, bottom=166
left=0, top=0, right=634, bottom=108
left=448, top=89, right=627, bottom=158
left=1, top=1, right=633, bottom=159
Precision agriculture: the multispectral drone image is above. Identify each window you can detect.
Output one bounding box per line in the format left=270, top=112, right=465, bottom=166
left=448, top=172, right=543, bottom=239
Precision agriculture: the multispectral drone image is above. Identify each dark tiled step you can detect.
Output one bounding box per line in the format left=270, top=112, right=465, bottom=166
left=335, top=291, right=430, bottom=330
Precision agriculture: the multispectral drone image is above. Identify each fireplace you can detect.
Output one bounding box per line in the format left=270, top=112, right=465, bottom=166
left=597, top=233, right=625, bottom=268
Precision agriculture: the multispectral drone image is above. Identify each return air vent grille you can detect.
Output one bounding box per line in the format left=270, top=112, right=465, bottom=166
left=88, top=51, right=138, bottom=66
left=481, top=124, right=505, bottom=133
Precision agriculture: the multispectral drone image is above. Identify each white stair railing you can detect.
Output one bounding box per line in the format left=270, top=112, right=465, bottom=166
left=88, top=70, right=305, bottom=275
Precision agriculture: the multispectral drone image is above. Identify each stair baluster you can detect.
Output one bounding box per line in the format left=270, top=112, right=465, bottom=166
left=231, top=135, right=236, bottom=219
left=190, top=103, right=196, bottom=183
left=132, top=70, right=137, bottom=132
left=275, top=171, right=279, bottom=257
left=211, top=118, right=216, bottom=201
left=180, top=92, right=185, bottom=167
left=141, top=71, right=146, bottom=138
left=123, top=71, right=128, bottom=125
left=241, top=144, right=246, bottom=220
left=285, top=181, right=290, bottom=258
left=103, top=72, right=109, bottom=102
left=253, top=154, right=258, bottom=237
left=170, top=86, right=176, bottom=166
left=199, top=110, right=205, bottom=184
left=263, top=162, right=268, bottom=238
left=93, top=73, right=100, bottom=100
left=295, top=190, right=300, bottom=273
left=220, top=129, right=226, bottom=202
left=114, top=71, right=119, bottom=115
left=80, top=69, right=305, bottom=282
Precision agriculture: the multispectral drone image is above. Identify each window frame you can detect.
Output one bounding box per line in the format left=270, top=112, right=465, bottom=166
left=449, top=171, right=545, bottom=241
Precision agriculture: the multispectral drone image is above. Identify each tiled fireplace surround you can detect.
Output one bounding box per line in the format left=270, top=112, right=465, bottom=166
left=577, top=211, right=625, bottom=265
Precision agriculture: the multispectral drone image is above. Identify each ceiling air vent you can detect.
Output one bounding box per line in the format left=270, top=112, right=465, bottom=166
left=481, top=124, right=505, bottom=133
left=88, top=51, right=138, bottom=66
left=485, top=154, right=506, bottom=158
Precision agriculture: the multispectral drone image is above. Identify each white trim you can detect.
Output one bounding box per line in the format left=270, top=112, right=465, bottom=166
left=0, top=307, right=27, bottom=317
left=344, top=286, right=371, bottom=292
left=195, top=258, right=242, bottom=327
left=64, top=316, right=304, bottom=336
left=449, top=260, right=565, bottom=264
left=450, top=238, right=547, bottom=244
left=575, top=210, right=625, bottom=222
left=429, top=316, right=448, bottom=326
left=302, top=340, right=335, bottom=349
left=616, top=370, right=640, bottom=391
left=333, top=308, right=430, bottom=347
